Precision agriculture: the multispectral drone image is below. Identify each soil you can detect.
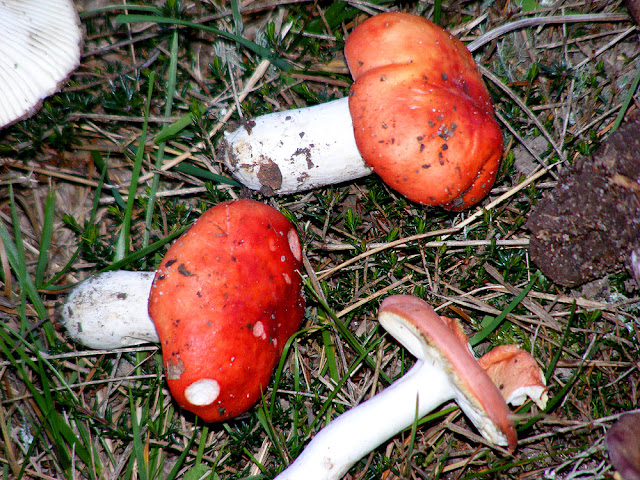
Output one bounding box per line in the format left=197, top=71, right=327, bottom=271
left=526, top=112, right=640, bottom=287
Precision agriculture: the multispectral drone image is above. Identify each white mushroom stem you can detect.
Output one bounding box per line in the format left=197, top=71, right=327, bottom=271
left=222, top=97, right=371, bottom=195
left=275, top=295, right=515, bottom=480
left=61, top=271, right=159, bottom=349
left=275, top=358, right=491, bottom=480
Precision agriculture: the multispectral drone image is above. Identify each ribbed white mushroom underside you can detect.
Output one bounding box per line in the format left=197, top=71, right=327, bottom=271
left=0, top=0, right=82, bottom=127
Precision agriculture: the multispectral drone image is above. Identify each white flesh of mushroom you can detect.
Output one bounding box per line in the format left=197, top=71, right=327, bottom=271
left=61, top=271, right=159, bottom=349
left=274, top=302, right=512, bottom=480
left=222, top=97, right=371, bottom=195
left=0, top=0, right=83, bottom=127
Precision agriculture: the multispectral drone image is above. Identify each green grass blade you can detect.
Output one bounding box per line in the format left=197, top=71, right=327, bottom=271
left=611, top=61, right=640, bottom=133
left=115, top=73, right=155, bottom=262
left=256, top=402, right=287, bottom=467
left=35, top=190, right=55, bottom=287
left=0, top=327, right=92, bottom=472
left=433, top=0, right=442, bottom=25
left=102, top=223, right=187, bottom=273
left=469, top=272, right=539, bottom=347
left=165, top=419, right=202, bottom=480
left=174, top=163, right=242, bottom=187
left=404, top=396, right=420, bottom=478
left=545, top=302, right=576, bottom=381
left=143, top=31, right=178, bottom=254
left=230, top=0, right=243, bottom=36
left=79, top=4, right=160, bottom=17
left=0, top=189, right=48, bottom=324
left=307, top=338, right=381, bottom=434
left=269, top=327, right=309, bottom=419
left=321, top=328, right=339, bottom=382
left=41, top=161, right=109, bottom=289
left=305, top=280, right=391, bottom=384
left=129, top=392, right=148, bottom=480
left=91, top=151, right=126, bottom=209
left=153, top=108, right=201, bottom=144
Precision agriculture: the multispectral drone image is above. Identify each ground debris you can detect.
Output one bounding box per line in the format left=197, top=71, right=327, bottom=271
left=526, top=113, right=640, bottom=287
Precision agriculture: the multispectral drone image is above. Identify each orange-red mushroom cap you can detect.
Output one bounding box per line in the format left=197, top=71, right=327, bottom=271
left=345, top=13, right=502, bottom=210
left=149, top=199, right=305, bottom=422
left=479, top=344, right=549, bottom=409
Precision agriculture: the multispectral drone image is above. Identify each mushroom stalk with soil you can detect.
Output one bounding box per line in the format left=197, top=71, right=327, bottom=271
left=223, top=12, right=627, bottom=208
left=274, top=295, right=518, bottom=480
left=224, top=12, right=504, bottom=210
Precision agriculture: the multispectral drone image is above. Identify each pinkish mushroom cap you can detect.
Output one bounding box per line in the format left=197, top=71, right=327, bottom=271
left=478, top=344, right=548, bottom=409
left=379, top=295, right=518, bottom=451
left=606, top=411, right=640, bottom=480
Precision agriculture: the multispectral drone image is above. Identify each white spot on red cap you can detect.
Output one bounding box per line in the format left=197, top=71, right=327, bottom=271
left=253, top=321, right=267, bottom=340
left=185, top=379, right=220, bottom=406
left=287, top=229, right=302, bottom=262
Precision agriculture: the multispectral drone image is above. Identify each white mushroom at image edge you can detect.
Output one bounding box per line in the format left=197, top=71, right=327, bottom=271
left=274, top=295, right=519, bottom=480
left=0, top=0, right=83, bottom=128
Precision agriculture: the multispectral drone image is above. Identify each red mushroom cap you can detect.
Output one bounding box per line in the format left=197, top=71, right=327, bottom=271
left=606, top=412, right=640, bottom=480
left=344, top=12, right=502, bottom=210
left=148, top=199, right=305, bottom=422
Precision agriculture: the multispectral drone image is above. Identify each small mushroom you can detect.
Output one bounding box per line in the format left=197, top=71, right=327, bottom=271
left=61, top=199, right=305, bottom=423
left=606, top=411, right=640, bottom=480
left=0, top=0, right=83, bottom=127
left=438, top=316, right=548, bottom=409
left=223, top=13, right=502, bottom=210
left=478, top=344, right=548, bottom=409
left=274, top=295, right=515, bottom=480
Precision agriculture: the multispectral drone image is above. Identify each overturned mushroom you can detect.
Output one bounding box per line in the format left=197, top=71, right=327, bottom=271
left=0, top=0, right=83, bottom=127
left=439, top=316, right=548, bottom=409
left=274, top=295, right=516, bottom=480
